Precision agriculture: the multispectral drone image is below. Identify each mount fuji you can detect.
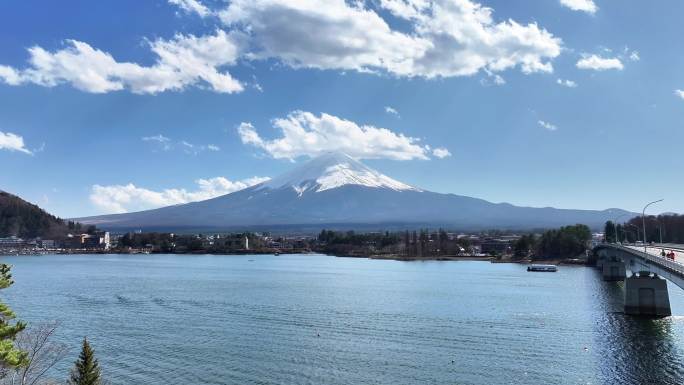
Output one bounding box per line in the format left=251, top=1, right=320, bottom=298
left=78, top=152, right=632, bottom=231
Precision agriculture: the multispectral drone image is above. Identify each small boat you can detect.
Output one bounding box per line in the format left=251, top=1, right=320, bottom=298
left=274, top=251, right=280, bottom=256
left=527, top=264, right=558, bottom=272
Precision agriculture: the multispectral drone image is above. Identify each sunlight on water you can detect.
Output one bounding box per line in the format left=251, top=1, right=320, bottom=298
left=4, top=254, right=684, bottom=385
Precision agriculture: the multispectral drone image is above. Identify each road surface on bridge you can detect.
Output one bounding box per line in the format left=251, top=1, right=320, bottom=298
left=621, top=245, right=684, bottom=279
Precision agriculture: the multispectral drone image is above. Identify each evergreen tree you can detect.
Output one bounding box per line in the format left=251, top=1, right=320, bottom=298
left=536, top=224, right=591, bottom=259
left=604, top=221, right=616, bottom=243
left=0, top=263, right=28, bottom=372
left=616, top=224, right=625, bottom=243
left=512, top=234, right=535, bottom=259
left=68, top=338, right=101, bottom=385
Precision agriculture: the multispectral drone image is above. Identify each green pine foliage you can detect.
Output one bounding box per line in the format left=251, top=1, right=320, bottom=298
left=536, top=224, right=591, bottom=259
left=0, top=264, right=28, bottom=370
left=68, top=338, right=101, bottom=385
left=604, top=221, right=616, bottom=243
left=512, top=234, right=536, bottom=259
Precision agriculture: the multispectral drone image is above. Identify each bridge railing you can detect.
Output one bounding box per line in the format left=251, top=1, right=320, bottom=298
left=613, top=245, right=684, bottom=275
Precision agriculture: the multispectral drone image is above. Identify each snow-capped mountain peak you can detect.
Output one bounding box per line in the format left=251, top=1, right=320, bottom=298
left=259, top=152, right=420, bottom=194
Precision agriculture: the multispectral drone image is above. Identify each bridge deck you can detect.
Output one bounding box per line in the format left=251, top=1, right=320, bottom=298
left=622, top=246, right=684, bottom=276
left=600, top=245, right=684, bottom=289
left=622, top=245, right=684, bottom=275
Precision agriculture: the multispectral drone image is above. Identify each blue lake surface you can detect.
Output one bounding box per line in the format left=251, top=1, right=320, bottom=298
left=3, top=253, right=684, bottom=384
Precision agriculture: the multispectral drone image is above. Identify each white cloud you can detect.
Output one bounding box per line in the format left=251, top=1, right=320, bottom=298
left=2, top=1, right=562, bottom=94
left=432, top=147, right=452, bottom=158
left=492, top=74, right=506, bottom=85
left=220, top=0, right=561, bottom=78
left=238, top=111, right=439, bottom=160
left=576, top=54, right=624, bottom=71
left=629, top=50, right=640, bottom=61
left=142, top=134, right=172, bottom=151
left=168, top=0, right=211, bottom=17
left=90, top=176, right=270, bottom=214
left=538, top=120, right=558, bottom=131
left=180, top=140, right=220, bottom=154
left=0, top=131, right=32, bottom=154
left=0, top=66, right=22, bottom=85
left=142, top=134, right=171, bottom=143
left=385, top=106, right=400, bottom=116
left=556, top=78, right=577, bottom=88
left=481, top=70, right=506, bottom=86
left=559, top=0, right=597, bottom=14
left=379, top=0, right=429, bottom=19
left=142, top=135, right=220, bottom=154
left=675, top=89, right=684, bottom=100
left=0, top=30, right=243, bottom=94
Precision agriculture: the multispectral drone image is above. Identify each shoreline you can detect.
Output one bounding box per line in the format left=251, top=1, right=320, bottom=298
left=0, top=250, right=590, bottom=266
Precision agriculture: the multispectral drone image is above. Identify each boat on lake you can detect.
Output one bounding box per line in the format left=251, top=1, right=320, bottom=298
left=527, top=264, right=558, bottom=272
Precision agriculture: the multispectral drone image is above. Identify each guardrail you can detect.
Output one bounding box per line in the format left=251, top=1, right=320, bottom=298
left=614, top=245, right=684, bottom=276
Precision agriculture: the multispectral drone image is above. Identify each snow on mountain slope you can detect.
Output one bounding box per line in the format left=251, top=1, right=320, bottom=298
left=259, top=152, right=419, bottom=194
left=75, top=151, right=636, bottom=231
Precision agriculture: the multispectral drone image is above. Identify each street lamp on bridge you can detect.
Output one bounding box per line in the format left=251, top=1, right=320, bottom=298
left=653, top=217, right=664, bottom=245
left=642, top=199, right=664, bottom=253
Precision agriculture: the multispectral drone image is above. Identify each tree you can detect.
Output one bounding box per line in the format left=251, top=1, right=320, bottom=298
left=68, top=338, right=100, bottom=385
left=0, top=264, right=28, bottom=376
left=536, top=224, right=591, bottom=259
left=438, top=229, right=448, bottom=255
left=604, top=221, right=616, bottom=243
left=2, top=322, right=68, bottom=385
left=616, top=224, right=625, bottom=243
left=513, top=234, right=536, bottom=259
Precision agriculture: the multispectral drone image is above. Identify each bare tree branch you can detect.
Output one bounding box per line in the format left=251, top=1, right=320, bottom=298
left=1, top=322, right=68, bottom=385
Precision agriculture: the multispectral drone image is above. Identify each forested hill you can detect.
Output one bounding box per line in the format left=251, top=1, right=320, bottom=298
left=0, top=190, right=73, bottom=238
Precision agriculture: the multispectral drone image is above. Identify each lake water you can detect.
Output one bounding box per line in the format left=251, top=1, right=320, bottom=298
left=4, top=253, right=684, bottom=385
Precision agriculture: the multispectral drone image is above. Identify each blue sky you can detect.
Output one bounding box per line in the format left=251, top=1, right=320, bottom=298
left=0, top=0, right=683, bottom=217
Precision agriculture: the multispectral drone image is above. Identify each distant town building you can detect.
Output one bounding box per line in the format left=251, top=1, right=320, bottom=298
left=84, top=231, right=110, bottom=250
left=38, top=239, right=56, bottom=249
left=0, top=236, right=26, bottom=249
left=480, top=239, right=512, bottom=255
left=64, top=231, right=111, bottom=250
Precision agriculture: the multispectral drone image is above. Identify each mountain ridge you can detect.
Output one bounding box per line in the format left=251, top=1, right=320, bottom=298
left=76, top=152, right=635, bottom=232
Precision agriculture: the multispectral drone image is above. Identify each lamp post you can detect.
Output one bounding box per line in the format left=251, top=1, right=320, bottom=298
left=653, top=218, right=664, bottom=244
left=659, top=223, right=663, bottom=244
left=642, top=199, right=664, bottom=253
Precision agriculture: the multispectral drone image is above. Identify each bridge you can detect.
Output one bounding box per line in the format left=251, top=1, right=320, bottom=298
left=593, top=243, right=684, bottom=317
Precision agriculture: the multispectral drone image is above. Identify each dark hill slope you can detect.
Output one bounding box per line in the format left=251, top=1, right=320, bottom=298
left=0, top=190, right=72, bottom=238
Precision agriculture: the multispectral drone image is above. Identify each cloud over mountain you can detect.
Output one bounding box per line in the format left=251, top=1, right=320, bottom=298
left=90, top=176, right=270, bottom=214
left=237, top=111, right=442, bottom=161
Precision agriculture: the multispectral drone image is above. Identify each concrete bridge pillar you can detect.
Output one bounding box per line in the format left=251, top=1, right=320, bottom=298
left=595, top=248, right=611, bottom=269
left=596, top=256, right=605, bottom=269
left=624, top=272, right=671, bottom=317
left=602, top=260, right=626, bottom=281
